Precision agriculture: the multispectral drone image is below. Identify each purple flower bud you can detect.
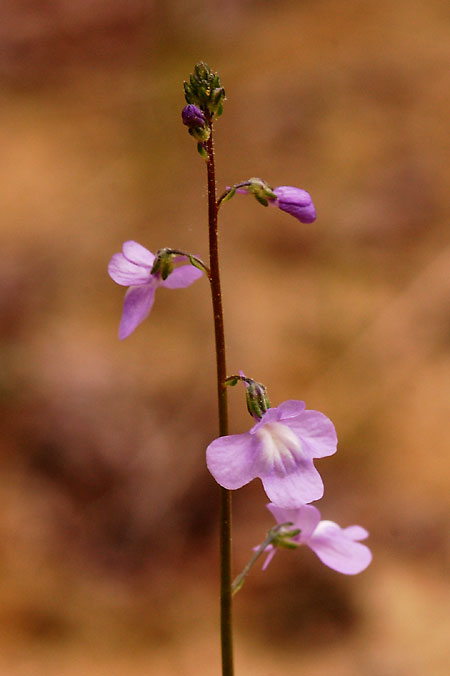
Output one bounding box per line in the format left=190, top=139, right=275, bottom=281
left=182, top=104, right=206, bottom=128
left=271, top=186, right=317, bottom=223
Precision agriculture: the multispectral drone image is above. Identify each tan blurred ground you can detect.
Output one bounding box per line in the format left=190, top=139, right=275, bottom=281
left=0, top=1, right=449, bottom=674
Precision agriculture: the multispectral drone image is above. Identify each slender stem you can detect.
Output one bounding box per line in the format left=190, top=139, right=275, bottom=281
left=231, top=532, right=274, bottom=595
left=216, top=181, right=251, bottom=208
left=206, top=127, right=234, bottom=676
left=231, top=523, right=297, bottom=595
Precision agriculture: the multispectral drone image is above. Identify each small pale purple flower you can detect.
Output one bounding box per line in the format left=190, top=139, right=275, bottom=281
left=182, top=104, right=206, bottom=128
left=261, top=503, right=372, bottom=575
left=108, top=241, right=202, bottom=339
left=269, top=186, right=316, bottom=223
left=206, top=400, right=337, bottom=508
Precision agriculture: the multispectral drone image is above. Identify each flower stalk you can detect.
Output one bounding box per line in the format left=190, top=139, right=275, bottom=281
left=205, top=127, right=234, bottom=676
left=232, top=522, right=299, bottom=595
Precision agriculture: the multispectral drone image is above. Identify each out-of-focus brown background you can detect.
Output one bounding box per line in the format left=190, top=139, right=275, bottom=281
left=1, top=1, right=449, bottom=674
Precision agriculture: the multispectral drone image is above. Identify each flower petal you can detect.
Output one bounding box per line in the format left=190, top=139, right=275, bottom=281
left=273, top=186, right=317, bottom=224
left=261, top=545, right=277, bottom=570
left=206, top=432, right=257, bottom=490
left=161, top=265, right=203, bottom=289
left=286, top=410, right=337, bottom=458
left=274, top=186, right=312, bottom=204
left=108, top=253, right=151, bottom=286
left=267, top=503, right=322, bottom=541
left=250, top=407, right=279, bottom=432
left=119, top=284, right=156, bottom=339
left=342, top=525, right=370, bottom=540
left=307, top=520, right=372, bottom=574
left=122, top=241, right=155, bottom=267
left=276, top=400, right=306, bottom=420
left=261, top=462, right=324, bottom=508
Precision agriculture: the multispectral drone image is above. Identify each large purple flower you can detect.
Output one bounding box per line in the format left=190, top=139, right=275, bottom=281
left=206, top=400, right=337, bottom=508
left=108, top=241, right=202, bottom=339
left=269, top=186, right=316, bottom=223
left=261, top=503, right=372, bottom=575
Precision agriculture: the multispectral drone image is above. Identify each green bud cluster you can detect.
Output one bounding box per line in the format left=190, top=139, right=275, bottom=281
left=184, top=62, right=226, bottom=121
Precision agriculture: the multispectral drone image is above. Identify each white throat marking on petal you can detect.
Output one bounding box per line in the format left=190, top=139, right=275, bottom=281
left=255, top=422, right=303, bottom=476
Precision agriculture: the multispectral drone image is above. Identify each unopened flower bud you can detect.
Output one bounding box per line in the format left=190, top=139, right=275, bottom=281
left=245, top=379, right=271, bottom=420
left=272, top=186, right=316, bottom=224
left=182, top=104, right=206, bottom=128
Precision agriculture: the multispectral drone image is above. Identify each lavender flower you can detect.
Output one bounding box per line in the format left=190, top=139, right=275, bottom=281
left=108, top=241, right=202, bottom=339
left=269, top=186, right=316, bottom=223
left=182, top=104, right=206, bottom=128
left=232, top=180, right=316, bottom=223
left=206, top=400, right=337, bottom=508
left=261, top=503, right=372, bottom=575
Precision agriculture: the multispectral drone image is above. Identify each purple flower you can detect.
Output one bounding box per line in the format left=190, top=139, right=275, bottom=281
left=108, top=241, right=203, bottom=339
left=269, top=186, right=316, bottom=223
left=182, top=104, right=206, bottom=128
left=206, top=400, right=337, bottom=508
left=261, top=503, right=372, bottom=575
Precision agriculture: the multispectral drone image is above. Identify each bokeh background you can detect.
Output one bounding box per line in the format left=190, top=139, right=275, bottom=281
left=0, top=1, right=449, bottom=674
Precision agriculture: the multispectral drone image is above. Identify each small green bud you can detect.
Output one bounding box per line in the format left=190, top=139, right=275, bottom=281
left=245, top=379, right=271, bottom=420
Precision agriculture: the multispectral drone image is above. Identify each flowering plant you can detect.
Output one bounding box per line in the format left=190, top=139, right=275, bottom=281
left=108, top=62, right=371, bottom=676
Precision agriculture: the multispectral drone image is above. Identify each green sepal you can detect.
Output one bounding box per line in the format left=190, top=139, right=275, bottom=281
left=254, top=194, right=269, bottom=207
left=276, top=540, right=300, bottom=551
left=221, top=187, right=236, bottom=204
left=188, top=255, right=204, bottom=271
left=197, top=143, right=208, bottom=159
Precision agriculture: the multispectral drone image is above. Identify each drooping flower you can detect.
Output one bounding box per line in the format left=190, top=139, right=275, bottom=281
left=270, top=186, right=316, bottom=223
left=182, top=104, right=206, bottom=128
left=231, top=179, right=316, bottom=223
left=206, top=400, right=337, bottom=508
left=108, top=241, right=203, bottom=339
left=260, top=503, right=372, bottom=575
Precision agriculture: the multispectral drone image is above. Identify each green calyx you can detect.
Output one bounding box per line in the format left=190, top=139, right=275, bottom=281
left=246, top=177, right=277, bottom=206
left=271, top=525, right=301, bottom=550
left=224, top=373, right=271, bottom=420
left=184, top=62, right=226, bottom=121
left=151, top=248, right=175, bottom=280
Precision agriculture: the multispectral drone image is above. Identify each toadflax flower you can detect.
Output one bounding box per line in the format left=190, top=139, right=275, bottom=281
left=232, top=179, right=316, bottom=223
left=206, top=400, right=337, bottom=508
left=269, top=186, right=316, bottom=224
left=108, top=241, right=202, bottom=339
left=260, top=503, right=372, bottom=574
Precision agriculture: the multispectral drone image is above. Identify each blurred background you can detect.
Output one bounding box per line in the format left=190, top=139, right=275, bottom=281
left=0, top=0, right=449, bottom=674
